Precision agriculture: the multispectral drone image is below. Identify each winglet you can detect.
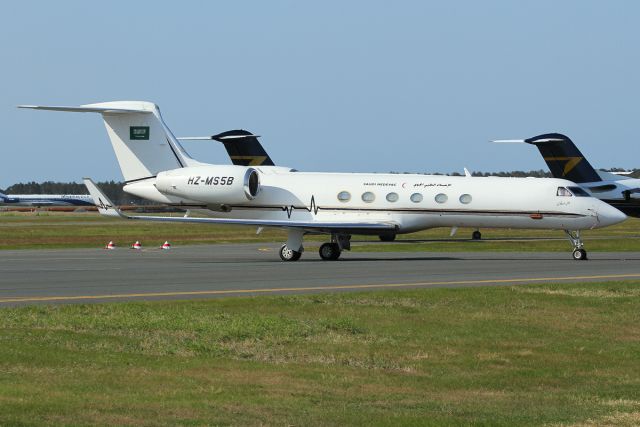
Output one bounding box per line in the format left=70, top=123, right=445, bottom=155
left=83, top=178, right=127, bottom=218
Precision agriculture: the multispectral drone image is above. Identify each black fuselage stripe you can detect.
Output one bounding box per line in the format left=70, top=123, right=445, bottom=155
left=166, top=204, right=584, bottom=217
left=125, top=175, right=157, bottom=184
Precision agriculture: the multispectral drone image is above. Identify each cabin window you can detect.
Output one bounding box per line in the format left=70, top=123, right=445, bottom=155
left=459, top=194, right=472, bottom=204
left=567, top=186, right=590, bottom=197
left=410, top=193, right=423, bottom=203
left=435, top=193, right=448, bottom=203
left=362, top=192, right=376, bottom=203
left=556, top=187, right=572, bottom=197
left=386, top=192, right=399, bottom=202
left=337, top=191, right=351, bottom=202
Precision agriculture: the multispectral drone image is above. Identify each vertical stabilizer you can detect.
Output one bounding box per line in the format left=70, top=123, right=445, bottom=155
left=525, top=133, right=602, bottom=183
left=212, top=130, right=275, bottom=166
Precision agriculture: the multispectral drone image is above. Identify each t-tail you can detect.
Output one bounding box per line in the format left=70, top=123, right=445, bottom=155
left=179, top=129, right=275, bottom=166
left=18, top=101, right=200, bottom=183
left=524, top=133, right=601, bottom=183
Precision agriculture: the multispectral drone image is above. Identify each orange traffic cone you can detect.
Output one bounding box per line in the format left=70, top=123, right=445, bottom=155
left=131, top=241, right=142, bottom=250
left=161, top=241, right=171, bottom=250
left=105, top=241, right=115, bottom=250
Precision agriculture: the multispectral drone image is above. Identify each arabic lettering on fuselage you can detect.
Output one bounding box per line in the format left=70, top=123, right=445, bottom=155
left=413, top=183, right=452, bottom=188
left=361, top=182, right=452, bottom=188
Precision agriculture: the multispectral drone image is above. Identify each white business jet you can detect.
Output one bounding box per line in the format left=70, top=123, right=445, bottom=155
left=20, top=102, right=626, bottom=261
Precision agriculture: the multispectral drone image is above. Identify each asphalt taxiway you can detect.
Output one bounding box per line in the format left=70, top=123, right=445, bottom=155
left=1, top=243, right=639, bottom=305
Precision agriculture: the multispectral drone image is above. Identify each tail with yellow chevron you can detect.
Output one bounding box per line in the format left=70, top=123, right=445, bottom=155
left=525, top=133, right=601, bottom=183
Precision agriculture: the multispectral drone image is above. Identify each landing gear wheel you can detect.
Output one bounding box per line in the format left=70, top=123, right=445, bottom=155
left=379, top=234, right=396, bottom=242
left=572, top=248, right=587, bottom=261
left=471, top=230, right=482, bottom=240
left=319, top=243, right=341, bottom=261
left=279, top=245, right=302, bottom=261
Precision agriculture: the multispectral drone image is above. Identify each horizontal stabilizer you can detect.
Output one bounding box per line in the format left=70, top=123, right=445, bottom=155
left=490, top=139, right=526, bottom=144
left=18, top=104, right=152, bottom=114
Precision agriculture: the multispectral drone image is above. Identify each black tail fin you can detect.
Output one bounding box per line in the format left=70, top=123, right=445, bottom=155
left=525, top=133, right=601, bottom=183
left=211, top=130, right=275, bottom=166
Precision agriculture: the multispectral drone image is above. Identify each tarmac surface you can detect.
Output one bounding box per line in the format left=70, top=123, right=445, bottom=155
left=1, top=243, right=639, bottom=305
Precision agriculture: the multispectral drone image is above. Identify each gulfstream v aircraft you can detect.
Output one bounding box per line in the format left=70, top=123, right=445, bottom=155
left=494, top=133, right=640, bottom=218
left=20, top=102, right=626, bottom=261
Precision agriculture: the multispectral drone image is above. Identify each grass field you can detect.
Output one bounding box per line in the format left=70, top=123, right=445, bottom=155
left=1, top=211, right=639, bottom=252
left=0, top=282, right=639, bottom=426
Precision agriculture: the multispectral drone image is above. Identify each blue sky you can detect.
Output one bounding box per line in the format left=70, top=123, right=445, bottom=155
left=1, top=1, right=638, bottom=188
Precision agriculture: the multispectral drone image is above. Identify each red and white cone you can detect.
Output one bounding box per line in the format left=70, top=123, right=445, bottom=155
left=131, top=241, right=142, bottom=250
left=161, top=241, right=171, bottom=250
left=105, top=241, right=115, bottom=250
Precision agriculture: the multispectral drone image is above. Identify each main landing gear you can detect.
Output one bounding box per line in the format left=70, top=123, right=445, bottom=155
left=279, top=232, right=352, bottom=262
left=319, top=234, right=350, bottom=261
left=471, top=230, right=482, bottom=240
left=565, top=230, right=587, bottom=261
left=319, top=242, right=341, bottom=260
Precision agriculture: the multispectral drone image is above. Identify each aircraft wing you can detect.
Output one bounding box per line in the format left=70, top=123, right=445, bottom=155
left=83, top=178, right=398, bottom=233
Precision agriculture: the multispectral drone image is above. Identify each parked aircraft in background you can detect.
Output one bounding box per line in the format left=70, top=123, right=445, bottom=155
left=0, top=192, right=94, bottom=207
left=179, top=130, right=275, bottom=166
left=21, top=102, right=626, bottom=261
left=493, top=133, right=640, bottom=218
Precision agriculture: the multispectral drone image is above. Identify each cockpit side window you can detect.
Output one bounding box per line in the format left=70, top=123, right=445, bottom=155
left=567, top=186, right=590, bottom=197
left=557, top=187, right=572, bottom=197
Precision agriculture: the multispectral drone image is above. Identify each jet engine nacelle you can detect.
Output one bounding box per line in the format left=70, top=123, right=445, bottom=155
left=155, top=165, right=260, bottom=205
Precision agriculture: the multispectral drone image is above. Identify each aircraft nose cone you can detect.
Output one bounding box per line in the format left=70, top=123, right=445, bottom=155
left=596, top=202, right=627, bottom=227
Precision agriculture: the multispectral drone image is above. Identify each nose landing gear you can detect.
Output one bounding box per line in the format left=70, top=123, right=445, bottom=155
left=565, top=230, right=587, bottom=260
left=279, top=244, right=302, bottom=261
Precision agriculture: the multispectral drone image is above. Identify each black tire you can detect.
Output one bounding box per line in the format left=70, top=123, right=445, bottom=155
left=572, top=248, right=587, bottom=261
left=379, top=234, right=396, bottom=242
left=319, top=243, right=341, bottom=261
left=471, top=230, right=482, bottom=240
left=279, top=245, right=302, bottom=261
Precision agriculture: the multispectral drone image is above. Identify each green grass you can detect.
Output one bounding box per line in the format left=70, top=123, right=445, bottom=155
left=1, top=211, right=639, bottom=252
left=1, top=282, right=639, bottom=425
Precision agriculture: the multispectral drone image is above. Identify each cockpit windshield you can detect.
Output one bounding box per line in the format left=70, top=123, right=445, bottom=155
left=567, top=186, right=590, bottom=197
left=557, top=186, right=591, bottom=197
